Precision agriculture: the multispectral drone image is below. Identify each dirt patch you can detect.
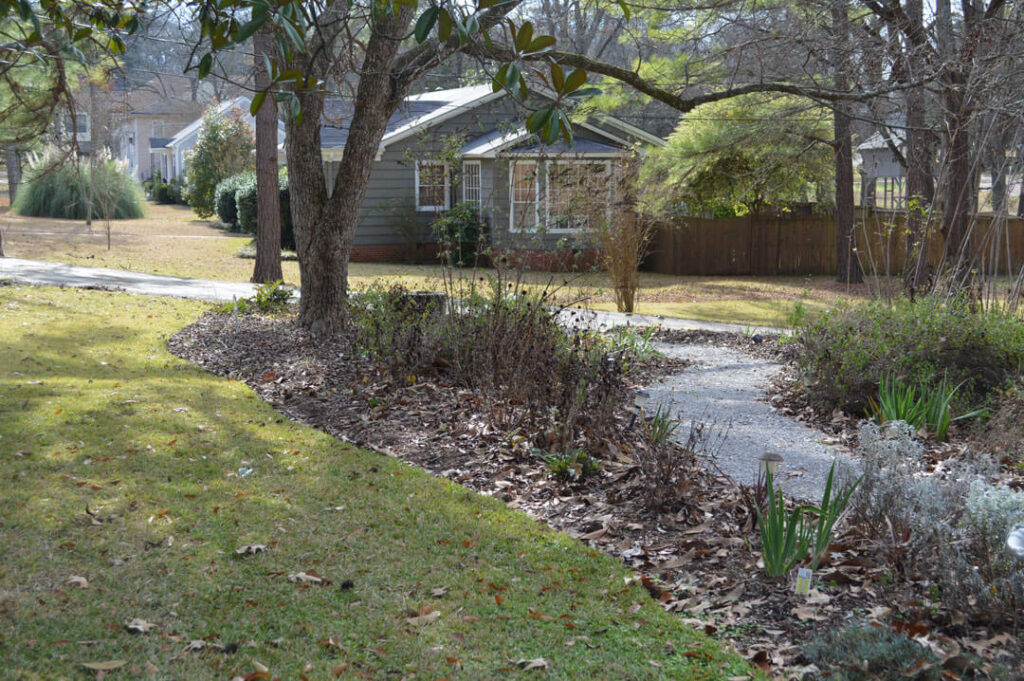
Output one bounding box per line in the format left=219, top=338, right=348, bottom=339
left=168, top=312, right=1021, bottom=679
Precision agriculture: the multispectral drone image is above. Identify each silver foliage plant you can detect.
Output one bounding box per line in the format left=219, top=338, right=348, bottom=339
left=853, top=421, right=1024, bottom=621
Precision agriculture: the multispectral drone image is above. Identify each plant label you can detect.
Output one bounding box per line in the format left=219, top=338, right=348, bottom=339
left=795, top=567, right=812, bottom=596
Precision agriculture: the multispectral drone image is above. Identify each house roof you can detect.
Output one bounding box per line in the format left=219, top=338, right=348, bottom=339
left=509, top=139, right=627, bottom=155
left=321, top=85, right=501, bottom=151
left=133, top=98, right=204, bottom=117
left=165, top=96, right=252, bottom=149
left=321, top=84, right=663, bottom=156
left=149, top=136, right=173, bottom=150
left=857, top=130, right=906, bottom=152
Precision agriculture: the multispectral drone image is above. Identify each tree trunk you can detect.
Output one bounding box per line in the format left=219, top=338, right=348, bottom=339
left=251, top=24, right=283, bottom=284
left=5, top=146, right=20, bottom=204
left=831, top=0, right=862, bottom=284
left=286, top=9, right=413, bottom=335
left=940, top=83, right=972, bottom=267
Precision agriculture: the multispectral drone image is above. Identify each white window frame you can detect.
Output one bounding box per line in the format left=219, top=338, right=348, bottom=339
left=508, top=160, right=540, bottom=232
left=544, top=159, right=613, bottom=233
left=462, top=160, right=482, bottom=208
left=415, top=160, right=450, bottom=212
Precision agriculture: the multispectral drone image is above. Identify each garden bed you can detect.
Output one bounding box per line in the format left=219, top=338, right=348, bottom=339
left=169, top=312, right=1023, bottom=679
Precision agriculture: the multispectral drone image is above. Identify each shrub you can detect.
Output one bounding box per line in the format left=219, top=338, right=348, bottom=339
left=216, top=280, right=294, bottom=315
left=183, top=106, right=254, bottom=218
left=851, top=421, right=1024, bottom=622
left=231, top=171, right=295, bottom=250
left=433, top=202, right=484, bottom=267
left=215, top=172, right=254, bottom=228
left=803, top=624, right=941, bottom=681
left=633, top=411, right=726, bottom=511
left=799, top=299, right=1024, bottom=413
left=14, top=153, right=144, bottom=220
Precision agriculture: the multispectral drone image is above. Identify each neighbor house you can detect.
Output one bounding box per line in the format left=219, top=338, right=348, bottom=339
left=150, top=96, right=286, bottom=181
left=319, top=84, right=665, bottom=263
left=858, top=130, right=907, bottom=208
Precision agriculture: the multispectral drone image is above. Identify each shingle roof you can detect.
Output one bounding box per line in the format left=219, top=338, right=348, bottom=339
left=148, top=137, right=173, bottom=150
left=321, top=85, right=497, bottom=150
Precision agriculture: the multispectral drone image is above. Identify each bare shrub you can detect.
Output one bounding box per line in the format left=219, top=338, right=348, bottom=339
left=350, top=278, right=627, bottom=453
left=593, top=210, right=654, bottom=313
left=634, top=409, right=728, bottom=511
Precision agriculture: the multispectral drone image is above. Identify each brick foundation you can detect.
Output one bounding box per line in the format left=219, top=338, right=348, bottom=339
left=350, top=243, right=441, bottom=263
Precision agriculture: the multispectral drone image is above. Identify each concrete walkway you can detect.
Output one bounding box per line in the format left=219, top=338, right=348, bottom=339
left=0, top=257, right=263, bottom=303
left=645, top=343, right=856, bottom=501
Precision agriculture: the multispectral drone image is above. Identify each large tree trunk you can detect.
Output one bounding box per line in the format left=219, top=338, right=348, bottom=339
left=251, top=24, right=283, bottom=284
left=902, top=0, right=931, bottom=290
left=831, top=0, right=862, bottom=284
left=286, top=8, right=413, bottom=335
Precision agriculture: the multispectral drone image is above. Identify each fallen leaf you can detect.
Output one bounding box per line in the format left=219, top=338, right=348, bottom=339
left=288, top=572, right=326, bottom=585
left=124, top=618, right=158, bottom=634
left=430, top=587, right=449, bottom=598
left=235, top=544, right=269, bottom=556
left=253, top=660, right=269, bottom=673
left=792, top=606, right=827, bottom=622
left=406, top=610, right=442, bottom=626
left=67, top=575, right=89, bottom=589
left=516, top=658, right=549, bottom=670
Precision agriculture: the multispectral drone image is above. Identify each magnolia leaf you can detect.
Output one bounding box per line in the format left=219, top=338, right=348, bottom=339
left=67, top=575, right=89, bottom=589
left=516, top=657, right=549, bottom=670
left=414, top=6, right=439, bottom=44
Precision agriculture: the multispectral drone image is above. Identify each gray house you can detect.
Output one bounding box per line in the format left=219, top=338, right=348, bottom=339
left=318, top=84, right=666, bottom=263
left=857, top=130, right=907, bottom=208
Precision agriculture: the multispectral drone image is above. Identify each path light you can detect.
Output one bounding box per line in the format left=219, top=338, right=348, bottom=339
left=758, top=453, right=783, bottom=477
left=1007, top=527, right=1024, bottom=557
left=629, top=390, right=651, bottom=429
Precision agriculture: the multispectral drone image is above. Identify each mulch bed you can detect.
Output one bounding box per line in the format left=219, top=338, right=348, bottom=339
left=168, top=313, right=1022, bottom=680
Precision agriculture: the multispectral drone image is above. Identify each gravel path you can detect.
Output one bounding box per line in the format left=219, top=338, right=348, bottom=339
left=645, top=342, right=856, bottom=501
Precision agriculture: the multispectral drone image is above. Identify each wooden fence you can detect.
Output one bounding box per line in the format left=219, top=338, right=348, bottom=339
left=647, top=210, right=1024, bottom=277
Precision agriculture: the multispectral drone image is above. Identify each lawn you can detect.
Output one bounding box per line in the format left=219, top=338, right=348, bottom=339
left=0, top=285, right=755, bottom=680
left=1, top=202, right=864, bottom=326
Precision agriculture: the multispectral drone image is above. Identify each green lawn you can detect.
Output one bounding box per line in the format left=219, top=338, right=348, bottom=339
left=0, top=286, right=754, bottom=680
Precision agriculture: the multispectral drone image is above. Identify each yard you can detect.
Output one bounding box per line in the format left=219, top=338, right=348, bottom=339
left=0, top=285, right=754, bottom=680
left=0, top=201, right=866, bottom=326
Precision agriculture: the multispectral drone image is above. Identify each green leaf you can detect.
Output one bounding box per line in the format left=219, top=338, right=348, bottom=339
left=549, top=62, right=564, bottom=91
left=235, top=17, right=263, bottom=43
left=526, top=106, right=555, bottom=134
left=437, top=7, right=452, bottom=42
left=617, top=0, right=631, bottom=20
left=414, top=6, right=439, bottom=43
left=505, top=63, right=520, bottom=94
left=280, top=17, right=305, bottom=49
left=251, top=90, right=268, bottom=115
left=565, top=86, right=601, bottom=99
left=514, top=21, right=533, bottom=52
left=72, top=27, right=92, bottom=42
left=198, top=53, right=213, bottom=79
left=563, top=68, right=586, bottom=93
left=525, top=35, right=555, bottom=53
left=465, top=15, right=479, bottom=35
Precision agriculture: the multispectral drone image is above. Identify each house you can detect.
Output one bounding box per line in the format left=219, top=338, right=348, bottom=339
left=112, top=75, right=208, bottom=180
left=857, top=130, right=907, bottom=208
left=150, top=96, right=285, bottom=181
left=319, top=84, right=666, bottom=263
